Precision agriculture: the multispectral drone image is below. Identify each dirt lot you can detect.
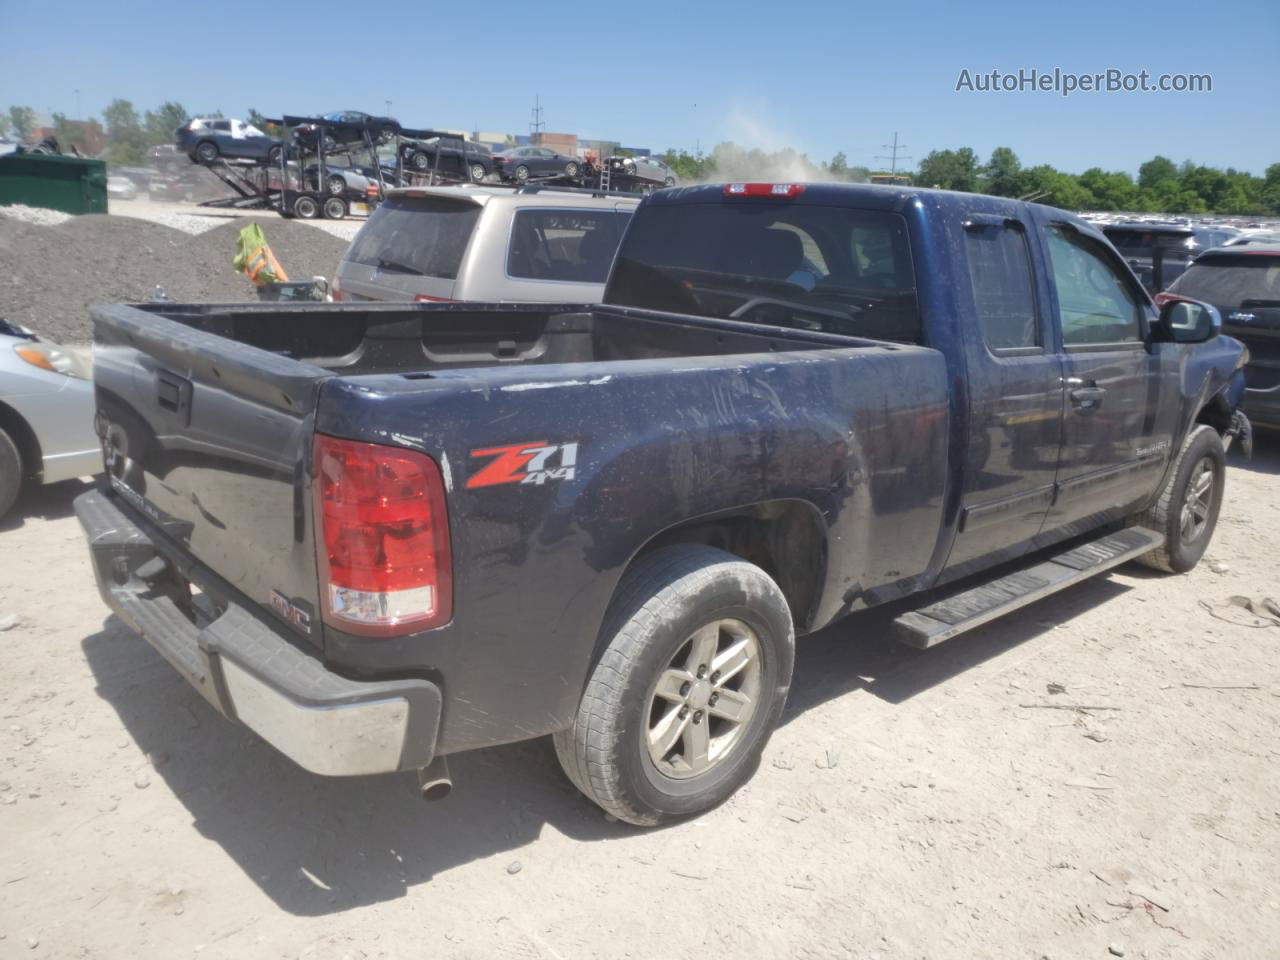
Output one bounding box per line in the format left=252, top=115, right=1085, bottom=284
left=0, top=435, right=1276, bottom=959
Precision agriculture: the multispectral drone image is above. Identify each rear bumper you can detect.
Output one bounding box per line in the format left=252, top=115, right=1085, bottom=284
left=75, top=486, right=442, bottom=776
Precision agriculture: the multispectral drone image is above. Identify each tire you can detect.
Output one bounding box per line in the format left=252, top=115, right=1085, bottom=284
left=326, top=175, right=346, bottom=195
left=266, top=145, right=283, bottom=165
left=379, top=125, right=396, bottom=144
left=664, top=177, right=675, bottom=187
left=1135, top=424, right=1225, bottom=573
left=322, top=196, right=347, bottom=220
left=411, top=151, right=431, bottom=171
left=0, top=426, right=23, bottom=521
left=195, top=140, right=219, bottom=164
left=514, top=164, right=530, bottom=183
left=293, top=195, right=320, bottom=220
left=564, top=161, right=580, bottom=178
left=470, top=163, right=487, bottom=182
left=553, top=545, right=795, bottom=825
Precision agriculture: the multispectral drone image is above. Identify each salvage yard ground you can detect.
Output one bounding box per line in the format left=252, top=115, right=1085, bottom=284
left=1, top=435, right=1277, bottom=958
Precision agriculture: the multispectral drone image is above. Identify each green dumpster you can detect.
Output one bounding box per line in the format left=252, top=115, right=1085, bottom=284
left=0, top=153, right=108, bottom=215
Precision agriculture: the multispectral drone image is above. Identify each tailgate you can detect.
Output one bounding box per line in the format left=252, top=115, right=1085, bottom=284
left=91, top=303, right=330, bottom=649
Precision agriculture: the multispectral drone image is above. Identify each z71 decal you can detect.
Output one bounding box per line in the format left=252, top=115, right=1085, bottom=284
left=466, top=441, right=580, bottom=489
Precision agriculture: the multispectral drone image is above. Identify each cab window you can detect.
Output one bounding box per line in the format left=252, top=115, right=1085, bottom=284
left=1045, top=226, right=1143, bottom=346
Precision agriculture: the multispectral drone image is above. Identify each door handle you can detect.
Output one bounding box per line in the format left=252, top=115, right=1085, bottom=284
left=1069, top=381, right=1106, bottom=407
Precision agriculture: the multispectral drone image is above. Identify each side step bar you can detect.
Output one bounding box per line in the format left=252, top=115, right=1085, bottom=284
left=893, top=526, right=1164, bottom=649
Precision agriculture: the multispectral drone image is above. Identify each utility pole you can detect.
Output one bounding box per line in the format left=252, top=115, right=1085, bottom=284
left=875, top=132, right=911, bottom=174
left=385, top=99, right=392, bottom=115
left=529, top=94, right=545, bottom=138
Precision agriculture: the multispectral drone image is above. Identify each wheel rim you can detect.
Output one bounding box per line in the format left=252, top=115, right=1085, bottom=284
left=471, top=164, right=486, bottom=181
left=644, top=618, right=762, bottom=780
left=566, top=163, right=578, bottom=177
left=324, top=199, right=344, bottom=219
left=1179, top=456, right=1216, bottom=544
left=328, top=177, right=344, bottom=195
left=413, top=153, right=428, bottom=170
left=516, top=166, right=529, bottom=181
left=198, top=143, right=216, bottom=162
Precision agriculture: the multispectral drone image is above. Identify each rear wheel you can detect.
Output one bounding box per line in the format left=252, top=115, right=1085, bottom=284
left=470, top=162, right=487, bottom=182
left=195, top=140, right=219, bottom=164
left=664, top=177, right=675, bottom=187
left=326, top=174, right=346, bottom=195
left=0, top=426, right=24, bottom=521
left=266, top=145, right=283, bottom=165
left=554, top=545, right=795, bottom=825
left=514, top=164, right=530, bottom=183
left=564, top=161, right=580, bottom=178
left=322, top=196, right=347, bottom=220
left=1135, top=424, right=1225, bottom=573
left=411, top=151, right=431, bottom=171
left=293, top=194, right=320, bottom=219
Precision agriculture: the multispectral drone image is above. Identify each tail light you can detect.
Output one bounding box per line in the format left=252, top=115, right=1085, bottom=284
left=313, top=435, right=452, bottom=636
left=724, top=182, right=805, bottom=198
left=330, top=275, right=343, bottom=301
left=1153, top=292, right=1180, bottom=307
left=414, top=294, right=455, bottom=302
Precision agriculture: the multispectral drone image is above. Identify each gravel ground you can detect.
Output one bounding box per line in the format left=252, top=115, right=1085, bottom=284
left=0, top=208, right=353, bottom=343
left=0, top=442, right=1277, bottom=959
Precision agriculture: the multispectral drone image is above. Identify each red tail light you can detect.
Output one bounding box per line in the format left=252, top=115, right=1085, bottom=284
left=313, top=435, right=452, bottom=636
left=330, top=275, right=343, bottom=301
left=724, top=182, right=806, bottom=198
left=1153, top=292, right=1181, bottom=307
left=414, top=294, right=456, bottom=302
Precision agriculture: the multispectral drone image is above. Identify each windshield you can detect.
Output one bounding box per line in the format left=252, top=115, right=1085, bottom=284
left=343, top=195, right=481, bottom=279
left=606, top=201, right=921, bottom=343
left=1169, top=255, right=1280, bottom=306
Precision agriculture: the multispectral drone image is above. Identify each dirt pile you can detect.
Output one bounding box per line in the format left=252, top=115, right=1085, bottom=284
left=0, top=214, right=350, bottom=343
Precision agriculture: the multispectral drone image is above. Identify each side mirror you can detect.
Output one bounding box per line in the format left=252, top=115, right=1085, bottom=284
left=1155, top=297, right=1221, bottom=344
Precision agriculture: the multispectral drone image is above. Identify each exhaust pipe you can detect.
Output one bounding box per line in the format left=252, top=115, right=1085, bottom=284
left=417, top=755, right=452, bottom=801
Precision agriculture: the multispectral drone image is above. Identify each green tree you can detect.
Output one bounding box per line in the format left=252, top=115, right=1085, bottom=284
left=828, top=152, right=849, bottom=176
left=1137, top=156, right=1178, bottom=192
left=1262, top=163, right=1280, bottom=215
left=1077, top=167, right=1138, bottom=210
left=102, top=98, right=146, bottom=164
left=143, top=101, right=188, bottom=147
left=916, top=147, right=980, bottom=192
left=8, top=105, right=36, bottom=142
left=981, top=146, right=1023, bottom=197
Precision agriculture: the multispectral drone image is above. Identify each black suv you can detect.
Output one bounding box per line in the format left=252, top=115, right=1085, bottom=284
left=1103, top=222, right=1241, bottom=293
left=1165, top=244, right=1280, bottom=427
left=400, top=136, right=493, bottom=181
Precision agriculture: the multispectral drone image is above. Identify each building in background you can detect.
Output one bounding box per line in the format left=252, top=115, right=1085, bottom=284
left=532, top=131, right=578, bottom=156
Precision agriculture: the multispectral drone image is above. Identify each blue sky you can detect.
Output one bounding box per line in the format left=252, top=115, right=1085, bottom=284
left=1, top=0, right=1276, bottom=175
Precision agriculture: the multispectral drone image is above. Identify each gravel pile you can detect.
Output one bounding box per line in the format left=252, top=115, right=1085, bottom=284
left=0, top=203, right=74, bottom=227
left=0, top=214, right=351, bottom=343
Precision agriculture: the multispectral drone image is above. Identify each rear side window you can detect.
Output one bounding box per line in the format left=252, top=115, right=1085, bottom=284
left=343, top=195, right=482, bottom=280
left=964, top=223, right=1039, bottom=350
left=607, top=202, right=920, bottom=342
left=1170, top=256, right=1280, bottom=305
left=507, top=209, right=632, bottom=283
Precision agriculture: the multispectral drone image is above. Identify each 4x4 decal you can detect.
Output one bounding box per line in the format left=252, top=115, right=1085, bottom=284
left=467, top=441, right=579, bottom=488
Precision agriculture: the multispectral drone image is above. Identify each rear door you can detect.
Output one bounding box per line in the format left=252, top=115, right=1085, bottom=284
left=1038, top=221, right=1176, bottom=534
left=947, top=214, right=1062, bottom=572
left=336, top=192, right=482, bottom=301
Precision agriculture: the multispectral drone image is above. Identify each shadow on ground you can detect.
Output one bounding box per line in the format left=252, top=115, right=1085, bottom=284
left=0, top=476, right=93, bottom=532
left=82, top=565, right=1130, bottom=915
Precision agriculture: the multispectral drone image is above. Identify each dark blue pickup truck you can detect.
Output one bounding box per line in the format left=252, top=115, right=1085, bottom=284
left=77, top=182, right=1250, bottom=825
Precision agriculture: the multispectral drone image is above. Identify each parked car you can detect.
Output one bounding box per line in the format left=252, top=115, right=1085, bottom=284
left=494, top=146, right=583, bottom=182
left=332, top=184, right=638, bottom=303
left=302, top=163, right=400, bottom=196
left=80, top=182, right=1248, bottom=827
left=1103, top=222, right=1241, bottom=293
left=1164, top=243, right=1280, bottom=428
left=295, top=111, right=399, bottom=151
left=400, top=136, right=492, bottom=181
left=106, top=175, right=138, bottom=201
left=608, top=154, right=678, bottom=186
left=176, top=117, right=283, bottom=166
left=0, top=319, right=99, bottom=520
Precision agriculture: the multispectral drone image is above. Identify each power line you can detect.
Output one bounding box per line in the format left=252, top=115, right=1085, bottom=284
left=529, top=94, right=545, bottom=136
left=875, top=132, right=911, bottom=174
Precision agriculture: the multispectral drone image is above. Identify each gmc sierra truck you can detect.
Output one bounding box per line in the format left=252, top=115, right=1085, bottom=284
left=77, top=182, right=1250, bottom=826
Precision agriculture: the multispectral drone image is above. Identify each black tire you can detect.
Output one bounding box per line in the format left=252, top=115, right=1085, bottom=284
left=379, top=125, right=396, bottom=143
left=514, top=164, right=530, bottom=183
left=266, top=145, right=283, bottom=165
left=0, top=426, right=22, bottom=521
left=664, top=177, right=675, bottom=187
left=564, top=161, right=580, bottom=178
left=554, top=545, right=795, bottom=826
left=322, top=196, right=347, bottom=220
left=293, top=195, right=320, bottom=220
left=1135, top=424, right=1225, bottom=573
left=326, top=175, right=346, bottom=195
left=469, top=163, right=487, bottom=182
left=195, top=140, right=219, bottom=164
left=411, top=151, right=430, bottom=171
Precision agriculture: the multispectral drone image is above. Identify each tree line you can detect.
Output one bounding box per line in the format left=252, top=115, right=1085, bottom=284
left=5, top=100, right=1277, bottom=215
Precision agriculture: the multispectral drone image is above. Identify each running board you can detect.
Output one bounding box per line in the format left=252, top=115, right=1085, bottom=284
left=893, top=526, right=1163, bottom=649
